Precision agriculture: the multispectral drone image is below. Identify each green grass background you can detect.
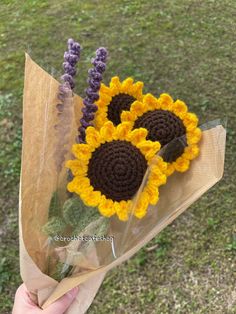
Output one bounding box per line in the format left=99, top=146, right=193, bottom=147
left=0, top=0, right=235, bottom=313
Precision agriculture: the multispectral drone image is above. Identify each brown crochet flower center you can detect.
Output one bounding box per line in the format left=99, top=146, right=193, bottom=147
left=87, top=140, right=147, bottom=201
left=134, top=109, right=187, bottom=162
left=107, top=93, right=136, bottom=126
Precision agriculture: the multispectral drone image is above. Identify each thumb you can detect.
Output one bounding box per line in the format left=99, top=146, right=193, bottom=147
left=44, top=287, right=78, bottom=314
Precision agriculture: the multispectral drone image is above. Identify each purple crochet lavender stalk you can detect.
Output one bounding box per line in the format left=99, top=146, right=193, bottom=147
left=61, top=38, right=81, bottom=90
left=54, top=39, right=81, bottom=173
left=77, top=47, right=108, bottom=143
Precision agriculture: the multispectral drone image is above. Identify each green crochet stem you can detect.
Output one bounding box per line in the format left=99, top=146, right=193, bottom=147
left=58, top=216, right=110, bottom=280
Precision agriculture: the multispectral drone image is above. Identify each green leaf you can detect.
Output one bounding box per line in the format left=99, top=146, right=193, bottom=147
left=62, top=195, right=101, bottom=233
left=42, top=216, right=66, bottom=237
left=48, top=191, right=62, bottom=218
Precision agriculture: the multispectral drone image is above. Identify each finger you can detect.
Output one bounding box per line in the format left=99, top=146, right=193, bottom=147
left=44, top=287, right=78, bottom=314
left=12, top=283, right=42, bottom=314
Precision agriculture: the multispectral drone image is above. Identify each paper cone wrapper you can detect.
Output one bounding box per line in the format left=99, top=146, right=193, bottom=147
left=19, top=54, right=226, bottom=312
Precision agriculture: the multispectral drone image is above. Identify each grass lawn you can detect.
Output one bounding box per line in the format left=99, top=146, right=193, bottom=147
left=0, top=0, right=235, bottom=313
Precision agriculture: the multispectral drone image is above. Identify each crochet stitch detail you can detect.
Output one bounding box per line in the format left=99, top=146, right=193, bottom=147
left=87, top=140, right=147, bottom=201
left=108, top=93, right=136, bottom=125
left=134, top=109, right=187, bottom=161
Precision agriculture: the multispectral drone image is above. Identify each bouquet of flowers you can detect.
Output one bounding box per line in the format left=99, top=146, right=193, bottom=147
left=19, top=39, right=226, bottom=313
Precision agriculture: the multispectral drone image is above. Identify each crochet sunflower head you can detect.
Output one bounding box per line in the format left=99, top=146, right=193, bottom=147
left=121, top=93, right=202, bottom=176
left=66, top=121, right=167, bottom=221
left=94, top=76, right=144, bottom=128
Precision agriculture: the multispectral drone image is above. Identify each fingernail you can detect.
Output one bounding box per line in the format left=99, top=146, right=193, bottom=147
left=67, top=287, right=79, bottom=299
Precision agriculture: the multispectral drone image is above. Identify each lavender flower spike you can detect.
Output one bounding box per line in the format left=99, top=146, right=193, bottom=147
left=54, top=39, right=81, bottom=173
left=78, top=47, right=108, bottom=143
left=61, top=38, right=81, bottom=90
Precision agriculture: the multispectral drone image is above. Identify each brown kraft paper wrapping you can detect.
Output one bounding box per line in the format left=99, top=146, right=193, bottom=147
left=20, top=54, right=226, bottom=312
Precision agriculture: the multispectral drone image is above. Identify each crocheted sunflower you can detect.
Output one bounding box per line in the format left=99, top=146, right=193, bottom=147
left=66, top=121, right=167, bottom=221
left=94, top=76, right=144, bottom=128
left=121, top=93, right=202, bottom=176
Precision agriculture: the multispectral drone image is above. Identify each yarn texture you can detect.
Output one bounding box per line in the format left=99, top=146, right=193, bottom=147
left=94, top=76, right=144, bottom=129
left=121, top=93, right=202, bottom=175
left=66, top=121, right=167, bottom=221
left=78, top=47, right=108, bottom=143
left=87, top=140, right=147, bottom=201
left=134, top=109, right=187, bottom=162
left=107, top=94, right=136, bottom=126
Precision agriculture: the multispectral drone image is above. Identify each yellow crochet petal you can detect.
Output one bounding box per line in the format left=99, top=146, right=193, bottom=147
left=149, top=166, right=167, bottom=186
left=131, top=81, right=144, bottom=99
left=96, top=94, right=112, bottom=110
left=94, top=111, right=108, bottom=129
left=67, top=176, right=90, bottom=194
left=134, top=191, right=149, bottom=219
left=96, top=100, right=104, bottom=111
left=160, top=93, right=174, bottom=110
left=128, top=128, right=148, bottom=146
left=80, top=185, right=93, bottom=201
left=183, top=112, right=199, bottom=131
left=83, top=190, right=102, bottom=207
left=116, top=122, right=133, bottom=140
left=72, top=144, right=92, bottom=160
left=97, top=107, right=107, bottom=115
left=99, top=196, right=116, bottom=217
left=172, top=99, right=188, bottom=116
left=166, top=163, right=175, bottom=176
left=150, top=156, right=168, bottom=173
left=67, top=176, right=81, bottom=193
left=98, top=93, right=112, bottom=106
left=137, top=141, right=161, bottom=160
left=160, top=93, right=174, bottom=104
left=187, top=127, right=202, bottom=144
left=183, top=144, right=200, bottom=160
left=99, top=83, right=113, bottom=96
left=121, top=77, right=134, bottom=91
left=143, top=93, right=160, bottom=110
left=115, top=200, right=130, bottom=221
left=85, top=126, right=102, bottom=148
left=144, top=184, right=159, bottom=205
left=130, top=100, right=147, bottom=116
left=78, top=178, right=91, bottom=192
left=110, top=76, right=122, bottom=89
left=120, top=110, right=137, bottom=123
left=174, top=156, right=190, bottom=172
left=100, top=121, right=117, bottom=141
left=95, top=98, right=105, bottom=109
left=65, top=159, right=88, bottom=176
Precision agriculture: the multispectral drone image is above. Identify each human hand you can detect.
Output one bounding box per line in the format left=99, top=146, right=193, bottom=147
left=12, top=283, right=78, bottom=314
